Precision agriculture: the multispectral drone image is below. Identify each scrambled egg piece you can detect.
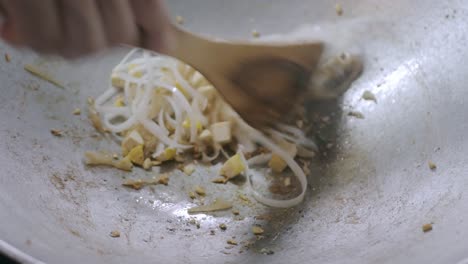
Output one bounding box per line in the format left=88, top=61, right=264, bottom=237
left=210, top=122, right=232, bottom=145
left=122, top=130, right=144, bottom=156
left=126, top=145, right=145, bottom=166
left=199, top=129, right=212, bottom=143
left=220, top=153, right=246, bottom=179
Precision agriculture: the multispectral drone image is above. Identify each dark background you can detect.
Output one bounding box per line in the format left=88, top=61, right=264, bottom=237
left=0, top=253, right=19, bottom=264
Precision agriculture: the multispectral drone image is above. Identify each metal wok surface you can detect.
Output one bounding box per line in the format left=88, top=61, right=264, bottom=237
left=1, top=1, right=468, bottom=263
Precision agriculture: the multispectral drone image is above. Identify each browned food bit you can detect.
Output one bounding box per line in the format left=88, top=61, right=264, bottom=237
left=260, top=248, right=275, bottom=255
left=88, top=98, right=105, bottom=133
left=255, top=214, right=273, bottom=221
left=238, top=194, right=250, bottom=202
left=422, top=223, right=433, bottom=233
left=188, top=191, right=197, bottom=199
left=348, top=111, right=365, bottom=119
left=212, top=177, right=228, bottom=184
left=219, top=223, right=227, bottom=231
left=24, top=64, right=65, bottom=89
left=362, top=90, right=377, bottom=103
left=158, top=174, right=170, bottom=185
left=50, top=129, right=63, bottom=137
left=122, top=179, right=144, bottom=190
left=232, top=209, right=240, bottom=215
left=335, top=3, right=343, bottom=16
left=194, top=186, right=206, bottom=196
left=122, top=173, right=169, bottom=190
left=4, top=53, right=11, bottom=62
left=110, top=230, right=120, bottom=238
left=72, top=108, right=81, bottom=115
left=188, top=198, right=233, bottom=213
left=85, top=151, right=133, bottom=171
left=227, top=239, right=238, bottom=246
left=252, top=226, right=264, bottom=235
left=251, top=30, right=261, bottom=38
left=428, top=161, right=437, bottom=171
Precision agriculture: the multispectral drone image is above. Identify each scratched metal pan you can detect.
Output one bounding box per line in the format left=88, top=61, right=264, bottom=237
left=1, top=1, right=468, bottom=263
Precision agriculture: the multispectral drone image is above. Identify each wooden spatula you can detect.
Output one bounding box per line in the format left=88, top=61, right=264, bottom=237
left=163, top=24, right=324, bottom=127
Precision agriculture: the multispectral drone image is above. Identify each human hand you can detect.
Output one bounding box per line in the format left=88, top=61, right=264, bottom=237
left=0, top=0, right=170, bottom=58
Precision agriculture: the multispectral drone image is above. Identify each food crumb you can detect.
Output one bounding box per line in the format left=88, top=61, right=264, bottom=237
left=210, top=230, right=216, bottom=235
left=362, top=90, right=377, bottom=103
left=5, top=53, right=11, bottom=62
left=142, top=158, right=152, bottom=170
left=296, top=120, right=304, bottom=128
left=239, top=193, right=250, bottom=202
left=219, top=223, right=227, bottom=231
left=227, top=239, right=238, bottom=245
left=112, top=153, right=119, bottom=160
left=284, top=177, right=291, bottom=187
left=110, top=230, right=120, bottom=238
left=252, top=226, right=264, bottom=235
left=158, top=174, right=169, bottom=185
left=73, top=108, right=81, bottom=115
left=176, top=15, right=184, bottom=25
left=260, top=248, right=275, bottom=255
left=251, top=30, right=261, bottom=38
left=188, top=191, right=196, bottom=199
left=212, top=177, right=227, bottom=184
left=232, top=209, right=240, bottom=215
left=195, top=186, right=206, bottom=196
left=24, top=64, right=65, bottom=89
left=321, top=116, right=330, bottom=123
left=50, top=129, right=63, bottom=137
left=428, top=161, right=437, bottom=171
left=422, top=223, right=433, bottom=233
left=183, top=164, right=195, bottom=176
left=348, top=111, right=365, bottom=119
left=335, top=3, right=343, bottom=16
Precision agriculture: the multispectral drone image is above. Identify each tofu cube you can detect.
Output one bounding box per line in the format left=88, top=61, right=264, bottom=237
left=268, top=141, right=297, bottom=173
left=220, top=153, right=246, bottom=179
left=198, top=85, right=217, bottom=102
left=122, top=130, right=144, bottom=156
left=210, top=122, right=231, bottom=145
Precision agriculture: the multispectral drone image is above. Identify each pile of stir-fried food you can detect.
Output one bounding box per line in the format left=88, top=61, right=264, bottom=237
left=85, top=49, right=320, bottom=208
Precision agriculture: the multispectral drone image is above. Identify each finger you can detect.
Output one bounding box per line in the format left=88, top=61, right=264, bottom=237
left=0, top=0, right=62, bottom=52
left=0, top=0, right=25, bottom=45
left=0, top=2, right=6, bottom=37
left=96, top=0, right=138, bottom=47
left=130, top=0, right=171, bottom=52
left=60, top=0, right=107, bottom=58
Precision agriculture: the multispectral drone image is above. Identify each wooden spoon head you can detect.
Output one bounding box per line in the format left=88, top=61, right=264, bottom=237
left=228, top=57, right=312, bottom=126
left=165, top=26, right=323, bottom=127
left=208, top=42, right=324, bottom=128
